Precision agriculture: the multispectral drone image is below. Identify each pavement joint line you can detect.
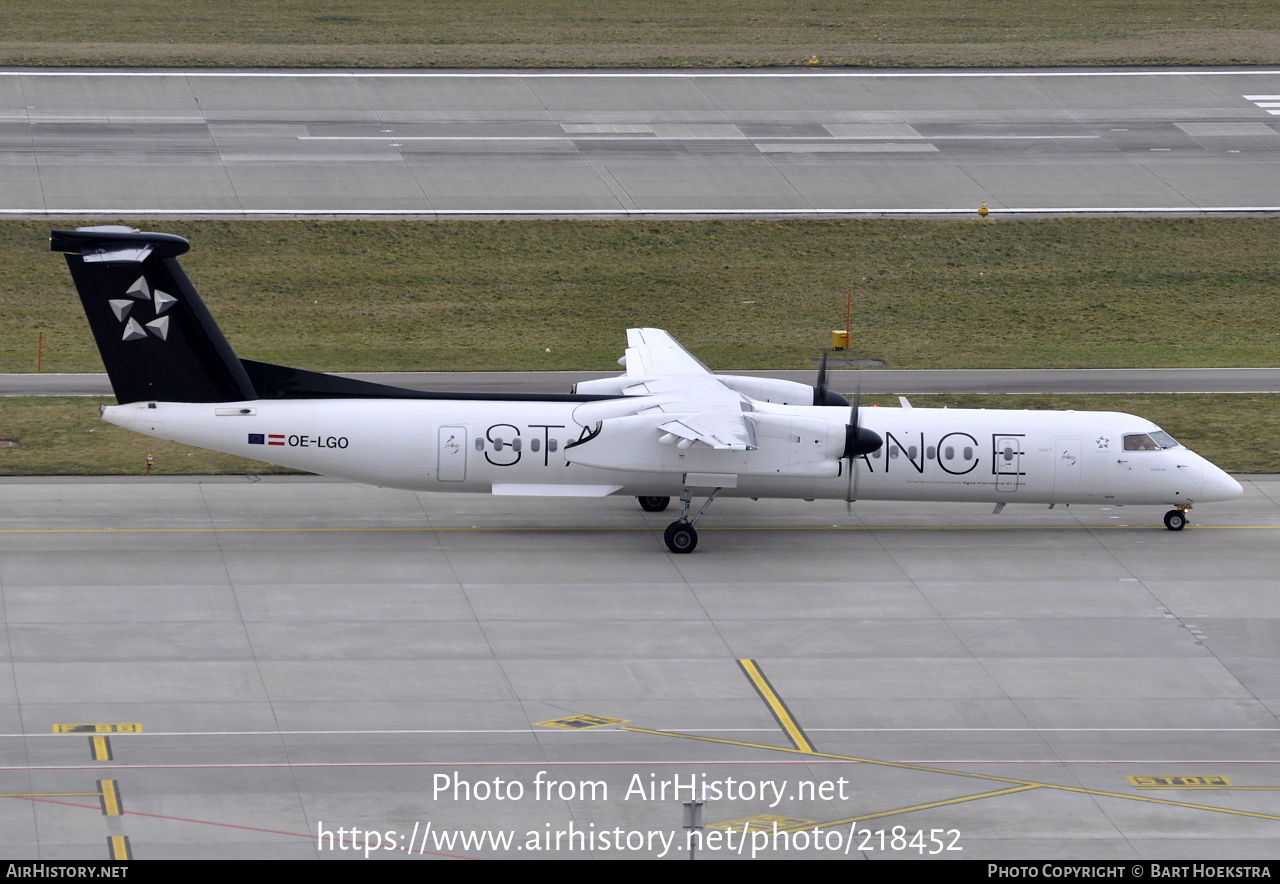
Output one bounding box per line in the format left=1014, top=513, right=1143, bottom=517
left=618, top=728, right=1280, bottom=822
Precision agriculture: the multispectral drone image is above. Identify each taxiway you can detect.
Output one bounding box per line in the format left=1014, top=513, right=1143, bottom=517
left=0, top=477, right=1277, bottom=859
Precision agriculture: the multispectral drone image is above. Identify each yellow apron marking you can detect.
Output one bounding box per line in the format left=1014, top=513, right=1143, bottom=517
left=54, top=723, right=142, bottom=734
left=738, top=659, right=815, bottom=754
left=534, top=714, right=629, bottom=730
left=710, top=814, right=815, bottom=833
left=619, top=727, right=1280, bottom=822
left=1129, top=775, right=1242, bottom=788
left=800, top=785, right=1042, bottom=831
left=107, top=835, right=132, bottom=860
left=98, top=780, right=123, bottom=816
left=90, top=735, right=113, bottom=761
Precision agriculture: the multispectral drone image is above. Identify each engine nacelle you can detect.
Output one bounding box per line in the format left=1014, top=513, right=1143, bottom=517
left=573, top=376, right=646, bottom=396
left=715, top=375, right=838, bottom=406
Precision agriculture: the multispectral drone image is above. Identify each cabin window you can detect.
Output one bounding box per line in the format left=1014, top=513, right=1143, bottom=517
left=907, top=445, right=919, bottom=460
left=889, top=446, right=899, bottom=459
left=548, top=439, right=558, bottom=453
left=926, top=446, right=936, bottom=460
left=474, top=438, right=484, bottom=451
left=531, top=438, right=540, bottom=452
left=963, top=446, right=973, bottom=460
left=944, top=446, right=954, bottom=460
left=872, top=448, right=881, bottom=459
left=1002, top=446, right=1015, bottom=462
left=511, top=438, right=522, bottom=452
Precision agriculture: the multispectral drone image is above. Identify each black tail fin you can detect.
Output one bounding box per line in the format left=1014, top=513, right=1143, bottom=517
left=51, top=226, right=257, bottom=404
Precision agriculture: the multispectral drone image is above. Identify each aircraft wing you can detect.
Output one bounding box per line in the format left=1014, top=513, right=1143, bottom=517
left=624, top=327, right=713, bottom=378
left=618, top=328, right=756, bottom=450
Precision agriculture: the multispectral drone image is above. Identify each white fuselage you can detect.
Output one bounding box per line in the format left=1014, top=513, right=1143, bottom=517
left=102, top=398, right=1242, bottom=509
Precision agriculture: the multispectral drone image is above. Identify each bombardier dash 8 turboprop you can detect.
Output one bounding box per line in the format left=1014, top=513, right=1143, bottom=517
left=53, top=226, right=1242, bottom=553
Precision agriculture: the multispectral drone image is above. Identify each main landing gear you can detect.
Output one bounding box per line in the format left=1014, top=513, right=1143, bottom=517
left=664, top=521, right=697, bottom=554
left=637, top=496, right=670, bottom=512
left=1163, top=506, right=1191, bottom=531
left=661, top=486, right=721, bottom=554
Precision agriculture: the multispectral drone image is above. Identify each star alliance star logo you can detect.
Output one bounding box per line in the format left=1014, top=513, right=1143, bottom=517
left=110, top=276, right=176, bottom=342
left=1096, top=436, right=1110, bottom=449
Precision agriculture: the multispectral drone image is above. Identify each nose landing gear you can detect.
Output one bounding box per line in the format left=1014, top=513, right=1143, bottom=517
left=1163, top=506, right=1191, bottom=531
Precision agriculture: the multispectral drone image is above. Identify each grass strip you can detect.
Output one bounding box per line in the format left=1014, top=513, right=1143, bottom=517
left=0, top=1, right=1277, bottom=68
left=8, top=218, right=1280, bottom=374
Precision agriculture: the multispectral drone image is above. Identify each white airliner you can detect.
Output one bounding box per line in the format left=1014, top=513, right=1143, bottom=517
left=52, top=226, right=1243, bottom=553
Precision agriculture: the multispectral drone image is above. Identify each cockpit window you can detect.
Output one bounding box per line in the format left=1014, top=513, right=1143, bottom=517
left=1124, top=431, right=1179, bottom=451
left=1124, top=434, right=1159, bottom=451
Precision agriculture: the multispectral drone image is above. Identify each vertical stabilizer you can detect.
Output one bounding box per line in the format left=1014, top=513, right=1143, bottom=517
left=51, top=227, right=256, bottom=404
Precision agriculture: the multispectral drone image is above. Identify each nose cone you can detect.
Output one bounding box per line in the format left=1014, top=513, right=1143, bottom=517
left=1200, top=459, right=1243, bottom=503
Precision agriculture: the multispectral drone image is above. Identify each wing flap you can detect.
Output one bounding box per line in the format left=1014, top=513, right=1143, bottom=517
left=658, top=414, right=756, bottom=450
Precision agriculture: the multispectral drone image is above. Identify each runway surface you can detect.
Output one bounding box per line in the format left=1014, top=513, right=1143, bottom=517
left=1, top=476, right=1277, bottom=859
left=7, top=367, right=1280, bottom=397
left=3, top=68, right=1280, bottom=217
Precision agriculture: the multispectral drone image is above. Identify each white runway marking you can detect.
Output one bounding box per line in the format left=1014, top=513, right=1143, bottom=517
left=297, top=135, right=1101, bottom=142
left=1243, top=95, right=1280, bottom=114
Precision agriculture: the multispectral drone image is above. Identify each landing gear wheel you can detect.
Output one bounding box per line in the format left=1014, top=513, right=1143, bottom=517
left=638, top=496, right=670, bottom=513
left=1163, top=510, right=1188, bottom=531
left=664, top=521, right=698, bottom=554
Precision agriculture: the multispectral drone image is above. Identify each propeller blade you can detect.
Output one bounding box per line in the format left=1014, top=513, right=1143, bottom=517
left=843, top=391, right=883, bottom=459
left=843, top=387, right=881, bottom=512
left=813, top=349, right=848, bottom=406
